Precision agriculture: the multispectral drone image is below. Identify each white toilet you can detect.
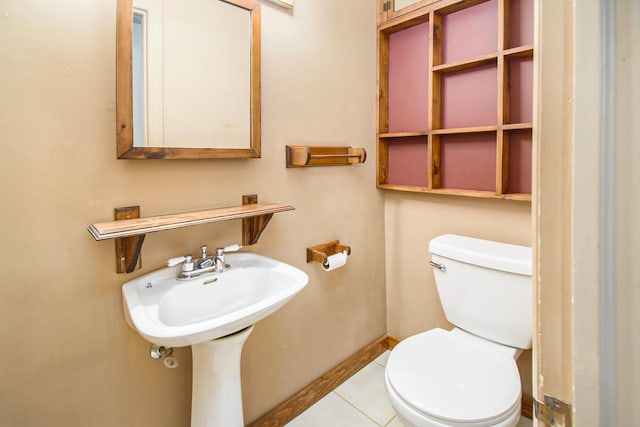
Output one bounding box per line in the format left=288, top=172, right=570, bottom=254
left=385, top=234, right=532, bottom=427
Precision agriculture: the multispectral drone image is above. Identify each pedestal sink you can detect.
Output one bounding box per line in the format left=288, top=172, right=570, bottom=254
left=122, top=252, right=309, bottom=427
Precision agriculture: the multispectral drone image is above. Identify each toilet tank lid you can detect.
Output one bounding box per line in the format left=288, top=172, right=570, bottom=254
left=429, top=234, right=532, bottom=276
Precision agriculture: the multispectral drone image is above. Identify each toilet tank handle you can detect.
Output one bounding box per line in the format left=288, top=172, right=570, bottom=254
left=429, top=260, right=446, bottom=272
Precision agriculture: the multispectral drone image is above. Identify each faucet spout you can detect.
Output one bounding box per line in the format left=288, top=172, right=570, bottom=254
left=214, top=257, right=225, bottom=273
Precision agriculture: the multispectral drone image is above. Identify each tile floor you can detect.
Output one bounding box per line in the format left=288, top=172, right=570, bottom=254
left=285, top=351, right=533, bottom=427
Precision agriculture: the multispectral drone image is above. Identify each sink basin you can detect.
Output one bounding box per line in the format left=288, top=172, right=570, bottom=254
left=122, top=252, right=309, bottom=348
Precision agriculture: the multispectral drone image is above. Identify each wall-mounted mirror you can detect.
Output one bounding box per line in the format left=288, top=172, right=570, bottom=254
left=116, top=0, right=261, bottom=159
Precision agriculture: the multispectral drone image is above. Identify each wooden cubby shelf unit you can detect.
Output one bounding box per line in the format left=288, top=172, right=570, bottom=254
left=377, top=0, right=534, bottom=201
left=88, top=194, right=294, bottom=273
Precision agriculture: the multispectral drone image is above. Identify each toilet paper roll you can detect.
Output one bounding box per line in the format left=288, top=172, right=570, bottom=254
left=322, top=252, right=348, bottom=271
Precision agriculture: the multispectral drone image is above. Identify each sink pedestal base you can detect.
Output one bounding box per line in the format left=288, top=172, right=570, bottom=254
left=191, top=325, right=254, bottom=427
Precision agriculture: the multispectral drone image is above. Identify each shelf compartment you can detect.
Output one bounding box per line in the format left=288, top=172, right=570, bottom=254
left=441, top=63, right=498, bottom=129
left=88, top=201, right=294, bottom=240
left=441, top=0, right=498, bottom=64
left=387, top=21, right=430, bottom=132
left=505, top=129, right=532, bottom=194
left=507, top=0, right=534, bottom=49
left=507, top=56, right=534, bottom=124
left=438, top=133, right=496, bottom=192
left=386, top=136, right=429, bottom=187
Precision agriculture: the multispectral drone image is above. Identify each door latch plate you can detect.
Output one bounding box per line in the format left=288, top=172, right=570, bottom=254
left=534, top=394, right=572, bottom=427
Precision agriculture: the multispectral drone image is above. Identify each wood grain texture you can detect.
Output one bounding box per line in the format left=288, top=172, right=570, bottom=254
left=502, top=123, right=533, bottom=131
left=387, top=336, right=400, bottom=349
left=432, top=53, right=498, bottom=73
left=248, top=336, right=389, bottom=427
left=521, top=394, right=534, bottom=419
left=114, top=206, right=144, bottom=273
left=115, top=0, right=262, bottom=159
left=377, top=184, right=531, bottom=201
left=431, top=125, right=497, bottom=134
left=88, top=202, right=294, bottom=240
left=306, top=240, right=351, bottom=264
left=115, top=0, right=133, bottom=158
left=285, top=146, right=366, bottom=167
left=241, top=194, right=275, bottom=246
left=504, top=45, right=534, bottom=58
left=385, top=0, right=440, bottom=23
left=428, top=11, right=441, bottom=190
left=378, top=27, right=391, bottom=186
left=379, top=131, right=429, bottom=138
left=378, top=0, right=533, bottom=199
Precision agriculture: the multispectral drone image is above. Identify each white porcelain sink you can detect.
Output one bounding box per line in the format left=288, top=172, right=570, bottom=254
left=122, top=252, right=309, bottom=348
left=122, top=251, right=308, bottom=427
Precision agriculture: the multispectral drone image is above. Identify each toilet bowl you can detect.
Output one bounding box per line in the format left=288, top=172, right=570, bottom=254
left=384, top=235, right=532, bottom=427
left=385, top=328, right=522, bottom=427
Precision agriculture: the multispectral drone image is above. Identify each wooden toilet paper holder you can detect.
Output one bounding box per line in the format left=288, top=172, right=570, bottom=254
left=306, top=240, right=351, bottom=264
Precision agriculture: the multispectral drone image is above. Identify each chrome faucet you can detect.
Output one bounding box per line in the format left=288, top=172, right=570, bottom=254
left=213, top=244, right=242, bottom=272
left=197, top=245, right=215, bottom=269
left=167, top=244, right=242, bottom=280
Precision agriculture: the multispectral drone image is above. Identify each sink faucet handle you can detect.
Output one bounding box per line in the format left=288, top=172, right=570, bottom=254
left=167, top=256, right=187, bottom=267
left=222, top=244, right=243, bottom=253
left=166, top=255, right=194, bottom=268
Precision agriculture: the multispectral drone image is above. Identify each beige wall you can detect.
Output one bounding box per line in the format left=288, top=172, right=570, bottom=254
left=0, top=1, right=384, bottom=425
left=384, top=192, right=532, bottom=395
left=0, top=0, right=545, bottom=424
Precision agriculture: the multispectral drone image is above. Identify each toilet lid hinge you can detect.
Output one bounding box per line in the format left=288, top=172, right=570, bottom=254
left=534, top=394, right=572, bottom=427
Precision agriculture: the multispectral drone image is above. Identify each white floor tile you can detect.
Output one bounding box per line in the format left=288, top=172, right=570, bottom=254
left=384, top=416, right=404, bottom=427
left=334, top=362, right=396, bottom=426
left=284, top=392, right=378, bottom=427
left=286, top=354, right=532, bottom=427
left=374, top=350, right=390, bottom=367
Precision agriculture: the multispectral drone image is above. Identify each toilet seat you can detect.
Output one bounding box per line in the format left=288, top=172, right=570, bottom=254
left=386, top=328, right=521, bottom=425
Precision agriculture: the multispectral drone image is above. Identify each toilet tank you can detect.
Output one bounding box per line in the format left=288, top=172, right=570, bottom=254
left=429, top=234, right=532, bottom=349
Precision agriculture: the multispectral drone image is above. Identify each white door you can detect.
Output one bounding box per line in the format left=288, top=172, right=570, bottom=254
left=534, top=0, right=639, bottom=425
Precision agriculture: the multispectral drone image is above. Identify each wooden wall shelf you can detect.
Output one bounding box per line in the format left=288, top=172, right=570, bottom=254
left=376, top=184, right=531, bottom=201
left=379, top=131, right=429, bottom=138
left=89, top=202, right=293, bottom=240
left=88, top=194, right=294, bottom=273
left=432, top=53, right=498, bottom=73
left=377, top=0, right=534, bottom=200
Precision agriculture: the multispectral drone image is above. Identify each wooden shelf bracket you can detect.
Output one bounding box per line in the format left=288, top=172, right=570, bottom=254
left=114, top=206, right=145, bottom=273
left=88, top=194, right=294, bottom=273
left=242, top=194, right=274, bottom=245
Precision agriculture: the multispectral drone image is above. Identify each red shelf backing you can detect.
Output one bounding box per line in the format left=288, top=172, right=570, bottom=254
left=441, top=0, right=498, bottom=64
left=388, top=22, right=430, bottom=133
left=387, top=137, right=429, bottom=187
left=440, top=133, right=496, bottom=192
left=441, top=64, right=498, bottom=129
left=507, top=129, right=532, bottom=194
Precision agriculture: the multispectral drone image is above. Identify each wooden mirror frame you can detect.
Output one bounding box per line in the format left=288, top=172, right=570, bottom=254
left=116, top=0, right=261, bottom=159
